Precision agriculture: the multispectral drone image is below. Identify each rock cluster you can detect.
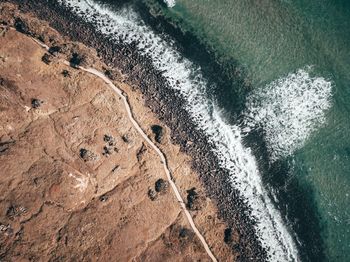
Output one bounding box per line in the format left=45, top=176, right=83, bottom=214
left=151, top=124, right=164, bottom=143
left=186, top=187, right=205, bottom=211
left=148, top=178, right=169, bottom=201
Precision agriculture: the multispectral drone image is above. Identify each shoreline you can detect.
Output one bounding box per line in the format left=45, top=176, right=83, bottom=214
left=136, top=2, right=327, bottom=261
left=6, top=0, right=267, bottom=260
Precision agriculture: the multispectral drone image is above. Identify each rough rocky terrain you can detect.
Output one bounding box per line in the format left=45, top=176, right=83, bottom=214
left=0, top=3, right=237, bottom=261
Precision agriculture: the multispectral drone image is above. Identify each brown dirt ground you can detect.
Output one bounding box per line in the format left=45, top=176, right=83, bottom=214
left=0, top=3, right=237, bottom=261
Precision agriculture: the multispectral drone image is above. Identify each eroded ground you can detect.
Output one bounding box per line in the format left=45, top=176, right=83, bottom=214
left=0, top=4, right=235, bottom=261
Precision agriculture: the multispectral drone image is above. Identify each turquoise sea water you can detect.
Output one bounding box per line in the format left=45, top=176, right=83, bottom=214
left=142, top=1, right=350, bottom=261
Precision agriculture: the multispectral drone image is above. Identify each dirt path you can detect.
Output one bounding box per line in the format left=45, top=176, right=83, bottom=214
left=31, top=36, right=217, bottom=262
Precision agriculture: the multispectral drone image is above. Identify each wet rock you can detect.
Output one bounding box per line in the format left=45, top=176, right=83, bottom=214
left=155, top=178, right=168, bottom=194
left=224, top=227, right=233, bottom=244
left=147, top=188, right=157, bottom=201
left=31, top=98, right=42, bottom=108
left=186, top=187, right=205, bottom=211
left=41, top=53, right=52, bottom=65
left=233, top=243, right=241, bottom=252
left=151, top=124, right=164, bottom=143
left=79, top=148, right=98, bottom=162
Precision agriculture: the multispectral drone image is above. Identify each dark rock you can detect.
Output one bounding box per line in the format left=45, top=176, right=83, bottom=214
left=104, top=135, right=116, bottom=147
left=6, top=205, right=26, bottom=220
left=99, top=195, right=108, bottom=202
left=233, top=243, right=241, bottom=252
left=136, top=143, right=147, bottom=162
left=69, top=52, right=86, bottom=68
left=0, top=140, right=15, bottom=155
left=102, top=146, right=112, bottom=157
left=79, top=148, right=88, bottom=159
left=178, top=227, right=191, bottom=239
left=151, top=124, right=164, bottom=143
left=48, top=45, right=61, bottom=56
left=41, top=53, right=52, bottom=64
left=147, top=189, right=157, bottom=201
left=104, top=69, right=116, bottom=80
left=31, top=98, right=42, bottom=108
left=102, top=135, right=116, bottom=156
left=155, top=178, right=168, bottom=194
left=103, top=134, right=113, bottom=143
left=121, top=135, right=130, bottom=143
left=186, top=187, right=204, bottom=211
left=61, top=70, right=70, bottom=77
left=14, top=18, right=29, bottom=34
left=111, top=165, right=119, bottom=173
left=79, top=148, right=97, bottom=162
left=224, top=227, right=233, bottom=243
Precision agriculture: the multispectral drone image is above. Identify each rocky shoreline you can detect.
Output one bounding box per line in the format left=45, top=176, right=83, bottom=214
left=8, top=1, right=267, bottom=260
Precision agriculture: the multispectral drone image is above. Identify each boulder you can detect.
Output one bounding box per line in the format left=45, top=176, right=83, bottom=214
left=31, top=98, right=42, bottom=108
left=151, top=124, right=164, bottom=143
left=155, top=178, right=168, bottom=194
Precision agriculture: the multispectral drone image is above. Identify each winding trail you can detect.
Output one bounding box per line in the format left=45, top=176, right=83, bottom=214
left=31, top=36, right=217, bottom=261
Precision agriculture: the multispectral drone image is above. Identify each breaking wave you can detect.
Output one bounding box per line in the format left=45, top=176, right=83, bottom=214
left=163, top=0, right=176, bottom=8
left=243, top=68, right=332, bottom=162
left=57, top=0, right=300, bottom=260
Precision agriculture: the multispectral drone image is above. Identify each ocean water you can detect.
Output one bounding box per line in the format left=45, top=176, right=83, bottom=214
left=57, top=0, right=350, bottom=261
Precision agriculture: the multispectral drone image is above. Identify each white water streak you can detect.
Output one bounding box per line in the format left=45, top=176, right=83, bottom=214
left=57, top=0, right=299, bottom=260
left=164, top=0, right=176, bottom=8
left=243, top=68, right=332, bottom=162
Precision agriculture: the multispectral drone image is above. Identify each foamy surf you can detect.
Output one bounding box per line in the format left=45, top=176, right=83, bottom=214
left=163, top=0, right=176, bottom=8
left=56, top=0, right=300, bottom=260
left=243, top=68, right=332, bottom=162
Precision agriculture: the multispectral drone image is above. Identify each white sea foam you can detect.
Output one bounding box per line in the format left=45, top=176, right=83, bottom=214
left=163, top=0, right=176, bottom=8
left=57, top=0, right=300, bottom=260
left=243, top=69, right=332, bottom=162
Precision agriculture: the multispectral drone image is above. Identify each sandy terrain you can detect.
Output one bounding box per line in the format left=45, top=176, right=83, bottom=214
left=0, top=3, right=236, bottom=261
